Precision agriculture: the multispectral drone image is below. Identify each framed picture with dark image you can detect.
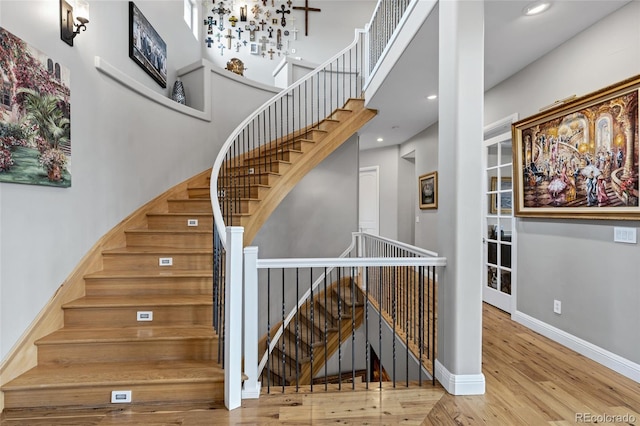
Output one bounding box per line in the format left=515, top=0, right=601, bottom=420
left=129, top=2, right=167, bottom=88
left=419, top=171, right=438, bottom=209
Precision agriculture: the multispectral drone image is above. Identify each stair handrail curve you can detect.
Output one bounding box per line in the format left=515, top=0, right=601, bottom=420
left=210, top=27, right=368, bottom=250
left=254, top=231, right=447, bottom=378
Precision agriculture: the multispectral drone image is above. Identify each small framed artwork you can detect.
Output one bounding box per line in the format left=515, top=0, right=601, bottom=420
left=419, top=171, right=438, bottom=209
left=490, top=177, right=512, bottom=215
left=512, top=74, right=640, bottom=220
left=250, top=43, right=261, bottom=55
left=129, top=2, right=167, bottom=88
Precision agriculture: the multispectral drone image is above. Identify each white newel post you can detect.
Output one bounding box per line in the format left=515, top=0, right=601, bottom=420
left=242, top=246, right=261, bottom=398
left=224, top=226, right=244, bottom=410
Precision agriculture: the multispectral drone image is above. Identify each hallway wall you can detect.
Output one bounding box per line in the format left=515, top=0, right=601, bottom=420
left=486, top=2, right=640, bottom=369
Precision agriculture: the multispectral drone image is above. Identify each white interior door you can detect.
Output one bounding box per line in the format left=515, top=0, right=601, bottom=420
left=483, top=118, right=517, bottom=313
left=359, top=166, right=379, bottom=235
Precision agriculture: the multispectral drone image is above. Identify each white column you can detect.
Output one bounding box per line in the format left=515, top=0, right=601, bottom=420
left=435, top=0, right=486, bottom=395
left=242, top=246, right=261, bottom=398
left=224, top=226, right=244, bottom=410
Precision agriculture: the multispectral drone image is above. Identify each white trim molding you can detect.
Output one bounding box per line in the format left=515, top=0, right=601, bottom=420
left=434, top=359, right=486, bottom=395
left=513, top=311, right=640, bottom=383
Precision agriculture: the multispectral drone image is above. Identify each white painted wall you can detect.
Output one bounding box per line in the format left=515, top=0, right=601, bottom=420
left=201, top=1, right=376, bottom=86
left=0, top=0, right=277, bottom=359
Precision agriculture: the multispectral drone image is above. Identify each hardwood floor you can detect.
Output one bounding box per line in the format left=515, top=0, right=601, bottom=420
left=3, top=303, right=640, bottom=425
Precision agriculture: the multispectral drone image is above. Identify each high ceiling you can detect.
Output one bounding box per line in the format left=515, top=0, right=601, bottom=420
left=358, top=0, right=633, bottom=151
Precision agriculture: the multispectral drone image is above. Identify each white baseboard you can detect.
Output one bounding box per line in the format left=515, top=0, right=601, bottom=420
left=434, top=359, right=486, bottom=395
left=513, top=310, right=640, bottom=383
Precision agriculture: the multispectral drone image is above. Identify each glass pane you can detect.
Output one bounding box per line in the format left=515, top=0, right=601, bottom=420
left=501, top=217, right=513, bottom=235
left=499, top=191, right=513, bottom=214
left=487, top=266, right=498, bottom=289
left=486, top=217, right=498, bottom=239
left=487, top=171, right=498, bottom=193
left=487, top=241, right=497, bottom=265
left=499, top=243, right=512, bottom=268
left=487, top=144, right=498, bottom=168
left=500, top=141, right=512, bottom=165
left=500, top=269, right=512, bottom=295
left=499, top=165, right=513, bottom=186
left=488, top=193, right=500, bottom=216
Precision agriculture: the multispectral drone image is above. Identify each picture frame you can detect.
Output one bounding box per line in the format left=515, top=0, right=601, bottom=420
left=419, top=171, right=438, bottom=210
left=129, top=2, right=167, bottom=88
left=512, top=74, right=640, bottom=220
left=490, top=177, right=512, bottom=215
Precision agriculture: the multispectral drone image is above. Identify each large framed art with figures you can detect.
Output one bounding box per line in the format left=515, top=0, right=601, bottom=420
left=512, top=74, right=640, bottom=220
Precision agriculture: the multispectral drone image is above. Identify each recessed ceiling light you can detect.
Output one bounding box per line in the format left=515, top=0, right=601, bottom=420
left=376, top=137, right=384, bottom=142
left=427, top=94, right=438, bottom=100
left=523, top=1, right=551, bottom=16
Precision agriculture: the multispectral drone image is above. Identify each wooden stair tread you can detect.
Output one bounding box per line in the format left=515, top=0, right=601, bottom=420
left=37, top=326, right=216, bottom=344
left=63, top=295, right=212, bottom=308
left=2, top=361, right=224, bottom=390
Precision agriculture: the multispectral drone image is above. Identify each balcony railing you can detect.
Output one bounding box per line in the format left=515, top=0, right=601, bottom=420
left=237, top=231, right=445, bottom=398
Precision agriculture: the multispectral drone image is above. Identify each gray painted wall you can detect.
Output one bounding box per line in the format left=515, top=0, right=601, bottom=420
left=401, top=125, right=439, bottom=251
left=488, top=2, right=640, bottom=364
left=359, top=145, right=399, bottom=240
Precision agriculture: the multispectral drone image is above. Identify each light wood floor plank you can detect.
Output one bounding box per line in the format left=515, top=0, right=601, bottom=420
left=3, top=303, right=640, bottom=425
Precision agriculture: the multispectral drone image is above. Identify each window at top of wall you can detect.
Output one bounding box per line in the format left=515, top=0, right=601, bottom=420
left=184, top=0, right=199, bottom=40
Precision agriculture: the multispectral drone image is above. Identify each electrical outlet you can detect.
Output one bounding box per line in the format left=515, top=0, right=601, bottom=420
left=137, top=311, right=153, bottom=321
left=187, top=219, right=199, bottom=227
left=614, top=227, right=637, bottom=244
left=111, top=390, right=132, bottom=403
left=553, top=300, right=561, bottom=315
left=159, top=257, right=173, bottom=266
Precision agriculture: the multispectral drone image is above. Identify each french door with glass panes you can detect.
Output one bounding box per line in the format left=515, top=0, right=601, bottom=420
left=483, top=121, right=516, bottom=313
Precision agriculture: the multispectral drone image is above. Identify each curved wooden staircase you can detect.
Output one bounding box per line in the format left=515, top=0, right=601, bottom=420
left=1, top=170, right=224, bottom=411
left=0, top=98, right=376, bottom=413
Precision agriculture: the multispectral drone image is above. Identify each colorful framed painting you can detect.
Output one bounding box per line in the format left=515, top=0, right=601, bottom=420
left=129, top=2, right=167, bottom=88
left=512, top=74, right=640, bottom=220
left=419, top=171, right=438, bottom=210
left=0, top=27, right=71, bottom=187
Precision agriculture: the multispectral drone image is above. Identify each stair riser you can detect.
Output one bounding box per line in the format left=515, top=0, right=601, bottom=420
left=215, top=185, right=269, bottom=199
left=3, top=382, right=224, bottom=409
left=37, top=340, right=218, bottom=364
left=244, top=150, right=302, bottom=165
left=167, top=200, right=213, bottom=213
left=223, top=161, right=290, bottom=175
left=125, top=231, right=212, bottom=249
left=216, top=198, right=259, bottom=215
left=186, top=187, right=210, bottom=198
left=85, top=277, right=213, bottom=297
left=146, top=215, right=213, bottom=231
left=102, top=253, right=212, bottom=271
left=63, top=306, right=212, bottom=328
